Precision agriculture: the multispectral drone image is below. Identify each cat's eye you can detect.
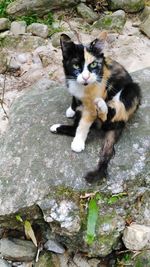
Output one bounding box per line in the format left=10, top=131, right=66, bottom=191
left=73, top=64, right=80, bottom=70
left=90, top=61, right=98, bottom=68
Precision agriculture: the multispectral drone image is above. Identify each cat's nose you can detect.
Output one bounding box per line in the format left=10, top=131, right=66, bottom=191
left=82, top=70, right=90, bottom=81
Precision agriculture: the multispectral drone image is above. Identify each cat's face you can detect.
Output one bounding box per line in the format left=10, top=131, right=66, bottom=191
left=60, top=33, right=107, bottom=86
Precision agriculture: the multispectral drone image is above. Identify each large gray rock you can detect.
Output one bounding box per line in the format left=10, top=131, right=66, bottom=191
left=0, top=68, right=150, bottom=257
left=77, top=3, right=99, bottom=24
left=6, top=0, right=80, bottom=17
left=93, top=10, right=126, bottom=32
left=108, top=0, right=145, bottom=13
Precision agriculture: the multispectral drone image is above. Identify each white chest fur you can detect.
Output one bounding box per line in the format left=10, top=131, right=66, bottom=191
left=67, top=80, right=84, bottom=100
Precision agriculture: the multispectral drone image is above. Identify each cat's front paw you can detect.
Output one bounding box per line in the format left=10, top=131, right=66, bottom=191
left=66, top=106, right=75, bottom=118
left=95, top=98, right=108, bottom=114
left=71, top=137, right=85, bottom=153
left=50, top=124, right=61, bottom=133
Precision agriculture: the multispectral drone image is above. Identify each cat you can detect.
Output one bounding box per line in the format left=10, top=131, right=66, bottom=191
left=50, top=32, right=141, bottom=183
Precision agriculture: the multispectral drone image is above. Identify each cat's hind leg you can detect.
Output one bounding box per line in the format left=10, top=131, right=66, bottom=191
left=85, top=125, right=124, bottom=183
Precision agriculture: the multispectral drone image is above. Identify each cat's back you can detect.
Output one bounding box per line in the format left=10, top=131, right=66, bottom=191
left=104, top=57, right=132, bottom=84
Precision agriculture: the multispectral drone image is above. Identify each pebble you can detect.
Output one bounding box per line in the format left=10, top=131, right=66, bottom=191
left=44, top=239, right=65, bottom=254
left=0, top=238, right=37, bottom=262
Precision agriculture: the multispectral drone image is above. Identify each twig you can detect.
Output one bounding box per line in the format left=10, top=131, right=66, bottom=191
left=64, top=19, right=82, bottom=44
left=0, top=55, right=12, bottom=119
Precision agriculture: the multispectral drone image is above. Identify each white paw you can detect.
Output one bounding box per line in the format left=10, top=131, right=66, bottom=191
left=94, top=98, right=108, bottom=114
left=50, top=124, right=61, bottom=133
left=66, top=106, right=75, bottom=118
left=71, top=137, right=85, bottom=153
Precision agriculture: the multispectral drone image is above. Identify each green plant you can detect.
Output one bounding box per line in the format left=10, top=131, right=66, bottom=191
left=17, top=12, right=54, bottom=26
left=107, top=192, right=128, bottom=205
left=85, top=195, right=99, bottom=245
left=17, top=14, right=38, bottom=25
left=0, top=0, right=14, bottom=18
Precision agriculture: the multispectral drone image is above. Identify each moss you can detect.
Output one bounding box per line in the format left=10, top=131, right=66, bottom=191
left=53, top=185, right=80, bottom=203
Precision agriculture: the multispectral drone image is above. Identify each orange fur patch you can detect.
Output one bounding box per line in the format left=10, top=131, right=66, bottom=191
left=84, top=48, right=95, bottom=65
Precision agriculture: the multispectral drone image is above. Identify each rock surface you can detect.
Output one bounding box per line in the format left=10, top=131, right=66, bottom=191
left=140, top=6, right=150, bottom=21
left=140, top=15, right=150, bottom=38
left=108, top=0, right=145, bottom=13
left=0, top=50, right=7, bottom=74
left=0, top=259, right=11, bottom=267
left=93, top=10, right=126, bottom=32
left=6, top=0, right=80, bottom=17
left=0, top=68, right=150, bottom=256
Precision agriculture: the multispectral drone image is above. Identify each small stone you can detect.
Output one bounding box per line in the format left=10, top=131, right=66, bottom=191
left=44, top=239, right=65, bottom=254
left=0, top=259, right=11, bottom=267
left=27, top=23, right=49, bottom=39
left=0, top=238, right=37, bottom=261
left=93, top=10, right=126, bottom=32
left=0, top=18, right=10, bottom=31
left=140, top=15, right=150, bottom=38
left=122, top=223, right=150, bottom=250
left=10, top=21, right=27, bottom=35
left=77, top=3, right=99, bottom=24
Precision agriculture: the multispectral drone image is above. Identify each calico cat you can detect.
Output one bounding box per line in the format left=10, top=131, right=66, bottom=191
left=50, top=32, right=141, bottom=183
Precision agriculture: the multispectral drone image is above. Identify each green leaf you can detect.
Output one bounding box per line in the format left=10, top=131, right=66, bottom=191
left=24, top=220, right=37, bottom=247
left=85, top=197, right=99, bottom=245
left=107, top=192, right=128, bottom=204
left=107, top=195, right=118, bottom=204
left=16, top=215, right=23, bottom=222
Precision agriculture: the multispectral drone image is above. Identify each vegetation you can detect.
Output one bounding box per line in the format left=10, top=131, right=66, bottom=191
left=85, top=194, right=99, bottom=245
left=0, top=0, right=14, bottom=18
left=17, top=12, right=54, bottom=26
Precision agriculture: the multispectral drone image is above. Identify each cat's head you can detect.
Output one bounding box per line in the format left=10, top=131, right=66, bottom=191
left=60, top=32, right=107, bottom=86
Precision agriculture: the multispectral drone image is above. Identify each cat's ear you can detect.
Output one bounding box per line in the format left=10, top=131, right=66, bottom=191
left=89, top=31, right=107, bottom=56
left=60, top=34, right=75, bottom=57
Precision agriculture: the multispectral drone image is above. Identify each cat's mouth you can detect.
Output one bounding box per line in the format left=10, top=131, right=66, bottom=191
left=83, top=82, right=88, bottom=86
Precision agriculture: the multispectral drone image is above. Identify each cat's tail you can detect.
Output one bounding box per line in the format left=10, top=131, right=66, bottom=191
left=85, top=122, right=125, bottom=183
